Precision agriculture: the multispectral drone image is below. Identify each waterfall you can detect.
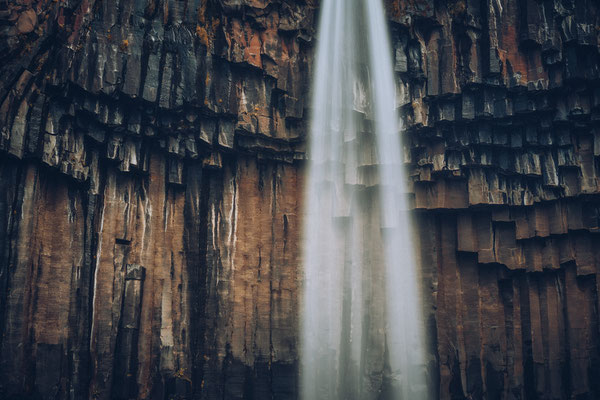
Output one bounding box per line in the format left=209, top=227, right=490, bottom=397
left=301, top=0, right=429, bottom=398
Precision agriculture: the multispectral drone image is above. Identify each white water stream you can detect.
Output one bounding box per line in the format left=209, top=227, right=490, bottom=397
left=301, top=0, right=429, bottom=398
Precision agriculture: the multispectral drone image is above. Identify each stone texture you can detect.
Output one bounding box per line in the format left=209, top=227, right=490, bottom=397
left=0, top=0, right=599, bottom=398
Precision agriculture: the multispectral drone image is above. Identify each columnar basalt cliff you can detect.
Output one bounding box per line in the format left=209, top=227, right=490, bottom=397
left=0, top=0, right=599, bottom=399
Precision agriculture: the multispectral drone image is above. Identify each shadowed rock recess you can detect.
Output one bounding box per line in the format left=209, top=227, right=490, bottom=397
left=0, top=0, right=599, bottom=399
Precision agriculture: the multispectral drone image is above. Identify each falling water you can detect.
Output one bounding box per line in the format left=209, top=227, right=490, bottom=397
left=301, top=0, right=429, bottom=399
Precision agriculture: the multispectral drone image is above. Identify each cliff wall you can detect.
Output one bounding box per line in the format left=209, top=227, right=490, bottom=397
left=0, top=0, right=599, bottom=399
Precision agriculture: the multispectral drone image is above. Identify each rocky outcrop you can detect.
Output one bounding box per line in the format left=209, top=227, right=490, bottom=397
left=0, top=0, right=599, bottom=398
left=392, top=2, right=600, bottom=398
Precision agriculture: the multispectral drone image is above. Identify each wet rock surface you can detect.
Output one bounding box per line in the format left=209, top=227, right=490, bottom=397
left=0, top=0, right=599, bottom=398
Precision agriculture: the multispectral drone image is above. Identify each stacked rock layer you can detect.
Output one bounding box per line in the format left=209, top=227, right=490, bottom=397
left=0, top=0, right=599, bottom=399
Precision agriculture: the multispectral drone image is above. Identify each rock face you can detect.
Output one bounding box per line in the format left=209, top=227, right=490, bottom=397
left=0, top=0, right=599, bottom=399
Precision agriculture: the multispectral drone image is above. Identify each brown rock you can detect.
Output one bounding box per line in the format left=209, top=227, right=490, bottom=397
left=0, top=1, right=599, bottom=398
left=16, top=9, right=36, bottom=34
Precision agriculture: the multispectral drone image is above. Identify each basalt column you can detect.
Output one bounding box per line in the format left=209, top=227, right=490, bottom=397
left=0, top=0, right=599, bottom=399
